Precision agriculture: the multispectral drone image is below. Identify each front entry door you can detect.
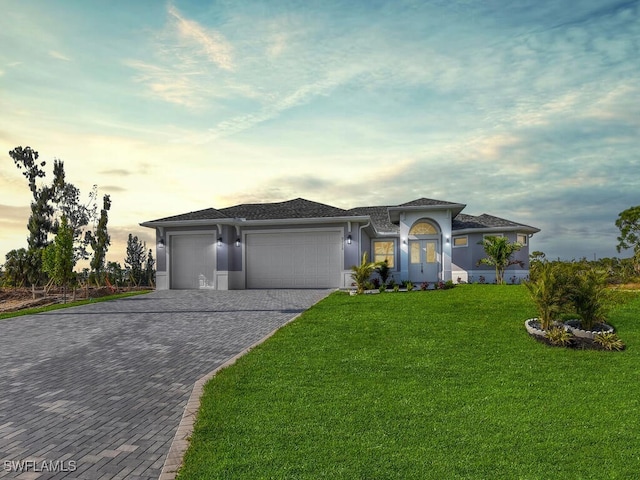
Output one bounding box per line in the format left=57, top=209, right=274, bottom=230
left=409, top=239, right=439, bottom=284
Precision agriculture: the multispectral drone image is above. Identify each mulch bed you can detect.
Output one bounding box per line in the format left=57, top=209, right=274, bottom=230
left=527, top=332, right=622, bottom=351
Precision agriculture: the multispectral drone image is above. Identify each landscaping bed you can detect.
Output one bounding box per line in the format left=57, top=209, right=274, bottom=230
left=525, top=318, right=623, bottom=350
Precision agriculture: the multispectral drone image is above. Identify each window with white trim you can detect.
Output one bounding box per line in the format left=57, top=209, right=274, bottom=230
left=517, top=234, right=528, bottom=246
left=373, top=240, right=395, bottom=268
left=409, top=220, right=438, bottom=235
left=453, top=236, right=468, bottom=247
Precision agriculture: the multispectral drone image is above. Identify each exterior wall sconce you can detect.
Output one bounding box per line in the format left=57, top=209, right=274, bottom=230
left=446, top=235, right=450, bottom=244
left=346, top=235, right=352, bottom=245
left=217, top=236, right=223, bottom=247
left=235, top=238, right=241, bottom=247
left=159, top=238, right=165, bottom=247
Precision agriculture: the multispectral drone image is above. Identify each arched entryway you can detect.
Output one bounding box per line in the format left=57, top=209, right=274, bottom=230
left=408, top=219, right=441, bottom=284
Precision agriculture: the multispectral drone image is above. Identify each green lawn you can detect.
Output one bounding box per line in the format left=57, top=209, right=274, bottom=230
left=178, top=285, right=640, bottom=479
left=0, top=289, right=152, bottom=320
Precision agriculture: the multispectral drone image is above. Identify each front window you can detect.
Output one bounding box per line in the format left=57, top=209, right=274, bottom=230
left=426, top=241, right=436, bottom=263
left=409, top=220, right=438, bottom=235
left=373, top=240, right=395, bottom=268
left=410, top=242, right=420, bottom=264
left=517, top=234, right=528, bottom=246
left=453, top=236, right=468, bottom=247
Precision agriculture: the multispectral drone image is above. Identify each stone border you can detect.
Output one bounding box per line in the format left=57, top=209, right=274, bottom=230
left=525, top=318, right=544, bottom=337
left=564, top=319, right=615, bottom=339
left=524, top=318, right=574, bottom=338
left=158, top=309, right=311, bottom=480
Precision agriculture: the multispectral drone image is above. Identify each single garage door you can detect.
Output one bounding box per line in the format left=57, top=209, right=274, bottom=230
left=246, top=231, right=342, bottom=288
left=170, top=234, right=216, bottom=289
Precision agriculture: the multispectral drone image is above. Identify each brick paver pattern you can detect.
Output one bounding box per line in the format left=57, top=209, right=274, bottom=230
left=0, top=289, right=331, bottom=479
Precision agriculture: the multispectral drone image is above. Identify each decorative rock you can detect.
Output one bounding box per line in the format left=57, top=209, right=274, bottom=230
left=525, top=318, right=546, bottom=337
left=564, top=319, right=614, bottom=339
left=524, top=318, right=569, bottom=338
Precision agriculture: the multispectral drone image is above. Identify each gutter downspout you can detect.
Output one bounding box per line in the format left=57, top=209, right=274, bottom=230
left=358, top=221, right=371, bottom=260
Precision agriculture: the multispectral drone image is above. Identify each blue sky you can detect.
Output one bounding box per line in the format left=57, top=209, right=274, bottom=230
left=1, top=0, right=639, bottom=265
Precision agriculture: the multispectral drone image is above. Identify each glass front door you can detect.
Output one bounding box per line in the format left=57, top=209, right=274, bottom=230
left=408, top=239, right=439, bottom=284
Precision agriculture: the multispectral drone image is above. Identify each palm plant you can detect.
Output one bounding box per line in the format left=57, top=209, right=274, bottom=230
left=3, top=248, right=29, bottom=287
left=477, top=236, right=524, bottom=284
left=350, top=252, right=377, bottom=294
left=524, top=262, right=568, bottom=330
left=570, top=267, right=608, bottom=330
left=375, top=259, right=390, bottom=286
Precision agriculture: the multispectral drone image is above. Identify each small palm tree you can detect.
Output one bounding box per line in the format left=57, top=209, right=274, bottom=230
left=350, top=252, right=377, bottom=294
left=570, top=267, right=608, bottom=330
left=478, top=236, right=524, bottom=284
left=524, top=262, right=568, bottom=330
left=375, top=259, right=390, bottom=285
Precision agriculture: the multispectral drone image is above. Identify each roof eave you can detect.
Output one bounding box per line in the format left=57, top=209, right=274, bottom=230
left=140, top=215, right=370, bottom=229
left=453, top=226, right=540, bottom=235
left=140, top=218, right=231, bottom=228
left=239, top=216, right=369, bottom=226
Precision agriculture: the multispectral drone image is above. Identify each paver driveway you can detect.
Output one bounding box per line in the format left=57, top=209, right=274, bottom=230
left=0, top=289, right=332, bottom=479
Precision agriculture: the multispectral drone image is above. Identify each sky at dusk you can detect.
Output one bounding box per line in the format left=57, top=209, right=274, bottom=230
left=1, top=0, right=639, bottom=267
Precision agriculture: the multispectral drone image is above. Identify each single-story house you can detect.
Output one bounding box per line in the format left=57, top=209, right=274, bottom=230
left=141, top=197, right=539, bottom=290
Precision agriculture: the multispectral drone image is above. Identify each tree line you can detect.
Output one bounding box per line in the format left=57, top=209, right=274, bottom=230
left=528, top=206, right=640, bottom=285
left=0, top=146, right=155, bottom=292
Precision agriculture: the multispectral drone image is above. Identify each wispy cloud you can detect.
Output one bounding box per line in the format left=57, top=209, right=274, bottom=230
left=49, top=50, right=71, bottom=61
left=125, top=60, right=208, bottom=108
left=0, top=204, right=31, bottom=224
left=201, top=71, right=358, bottom=141
left=127, top=4, right=237, bottom=108
left=101, top=185, right=127, bottom=193
left=167, top=4, right=234, bottom=71
left=100, top=169, right=132, bottom=176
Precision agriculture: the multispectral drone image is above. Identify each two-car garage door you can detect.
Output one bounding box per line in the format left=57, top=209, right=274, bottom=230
left=169, top=231, right=343, bottom=289
left=246, top=231, right=342, bottom=288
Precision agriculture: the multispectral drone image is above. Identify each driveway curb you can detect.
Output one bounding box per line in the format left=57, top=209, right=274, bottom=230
left=158, top=305, right=319, bottom=479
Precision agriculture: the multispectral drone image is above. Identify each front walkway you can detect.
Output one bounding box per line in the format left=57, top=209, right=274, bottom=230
left=0, top=289, right=332, bottom=479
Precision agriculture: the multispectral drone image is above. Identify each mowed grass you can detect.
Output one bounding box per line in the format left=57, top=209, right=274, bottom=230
left=0, top=289, right=153, bottom=320
left=178, top=285, right=640, bottom=479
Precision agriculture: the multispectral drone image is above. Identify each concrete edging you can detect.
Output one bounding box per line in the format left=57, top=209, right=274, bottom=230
left=158, top=309, right=310, bottom=480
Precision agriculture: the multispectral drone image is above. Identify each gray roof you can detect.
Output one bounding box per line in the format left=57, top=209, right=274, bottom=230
left=453, top=213, right=539, bottom=232
left=147, top=198, right=361, bottom=223
left=349, top=206, right=398, bottom=233
left=351, top=198, right=466, bottom=233
left=150, top=207, right=227, bottom=222
left=217, top=198, right=360, bottom=220
left=144, top=197, right=538, bottom=234
left=398, top=197, right=462, bottom=207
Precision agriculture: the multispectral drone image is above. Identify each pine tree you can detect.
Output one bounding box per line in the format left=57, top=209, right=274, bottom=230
left=85, top=195, right=111, bottom=285
left=125, top=234, right=145, bottom=286
left=9, top=146, right=54, bottom=251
